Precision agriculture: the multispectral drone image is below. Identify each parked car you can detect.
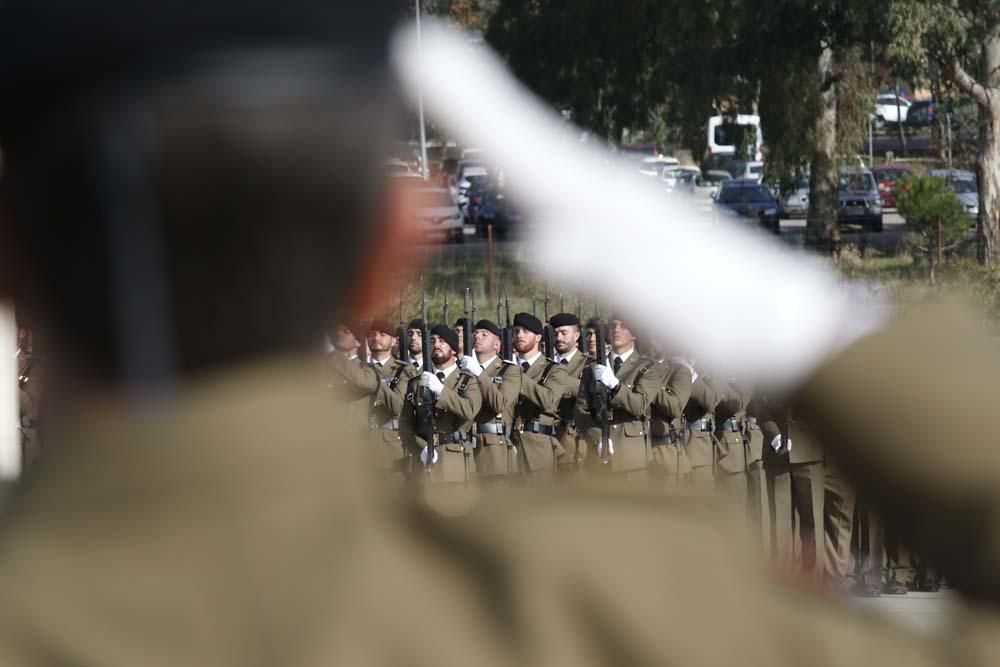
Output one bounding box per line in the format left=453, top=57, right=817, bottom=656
left=714, top=178, right=780, bottom=233
left=637, top=155, right=680, bottom=178
left=873, top=93, right=910, bottom=128
left=780, top=179, right=810, bottom=218
left=929, top=169, right=980, bottom=223
left=477, top=188, right=522, bottom=239
left=689, top=170, right=733, bottom=205
left=454, top=165, right=488, bottom=212
left=838, top=168, right=884, bottom=232
left=740, top=160, right=764, bottom=182
left=414, top=187, right=464, bottom=244
left=906, top=99, right=936, bottom=128
left=871, top=163, right=913, bottom=208
left=464, top=178, right=492, bottom=225
left=662, top=165, right=701, bottom=193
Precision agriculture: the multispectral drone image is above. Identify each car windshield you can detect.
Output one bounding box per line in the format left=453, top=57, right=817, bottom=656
left=416, top=189, right=455, bottom=208
left=839, top=173, right=875, bottom=192
left=719, top=185, right=772, bottom=204
left=950, top=178, right=977, bottom=194
left=749, top=165, right=763, bottom=175
left=876, top=170, right=908, bottom=182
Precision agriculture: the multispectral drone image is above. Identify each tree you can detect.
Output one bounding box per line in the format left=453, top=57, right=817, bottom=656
left=897, top=174, right=970, bottom=285
left=887, top=0, right=1000, bottom=264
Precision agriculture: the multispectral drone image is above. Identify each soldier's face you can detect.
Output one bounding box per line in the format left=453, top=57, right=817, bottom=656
left=512, top=326, right=540, bottom=354
left=430, top=335, right=454, bottom=365
left=454, top=327, right=464, bottom=350
left=553, top=325, right=580, bottom=354
left=333, top=325, right=359, bottom=352
left=473, top=329, right=500, bottom=356
left=586, top=328, right=598, bottom=355
left=610, top=320, right=636, bottom=351
left=407, top=328, right=422, bottom=354
left=368, top=330, right=394, bottom=353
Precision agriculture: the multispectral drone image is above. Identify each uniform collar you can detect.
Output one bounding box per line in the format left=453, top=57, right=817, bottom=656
left=476, top=354, right=498, bottom=369
left=434, top=362, right=459, bottom=380
left=408, top=353, right=422, bottom=369
left=555, top=348, right=578, bottom=364
left=371, top=354, right=393, bottom=368
left=610, top=347, right=634, bottom=365
left=517, top=350, right=543, bottom=367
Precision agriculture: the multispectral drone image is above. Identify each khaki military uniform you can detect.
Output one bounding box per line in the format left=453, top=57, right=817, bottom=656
left=682, top=374, right=720, bottom=489
left=576, top=351, right=657, bottom=481
left=472, top=357, right=521, bottom=480
left=328, top=352, right=378, bottom=435
left=368, top=357, right=420, bottom=476
left=554, top=350, right=591, bottom=479
left=512, top=355, right=569, bottom=481
left=744, top=393, right=770, bottom=548
left=400, top=365, right=482, bottom=485
left=648, top=359, right=693, bottom=490
left=711, top=377, right=751, bottom=501
left=822, top=456, right=856, bottom=589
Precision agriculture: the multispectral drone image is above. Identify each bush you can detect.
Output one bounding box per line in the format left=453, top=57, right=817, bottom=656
left=896, top=174, right=970, bottom=285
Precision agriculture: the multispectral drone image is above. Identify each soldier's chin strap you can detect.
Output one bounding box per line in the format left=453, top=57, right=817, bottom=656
left=98, top=99, right=178, bottom=403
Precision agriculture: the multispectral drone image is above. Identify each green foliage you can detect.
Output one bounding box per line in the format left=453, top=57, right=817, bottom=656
left=897, top=174, right=971, bottom=279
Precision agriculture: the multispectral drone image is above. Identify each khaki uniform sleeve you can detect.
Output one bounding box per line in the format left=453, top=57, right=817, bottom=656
left=478, top=365, right=521, bottom=416
left=398, top=378, right=423, bottom=453
left=436, top=372, right=482, bottom=423
left=686, top=376, right=720, bottom=416
left=520, top=363, right=567, bottom=416
left=329, top=353, right=379, bottom=398
left=608, top=361, right=655, bottom=416
left=653, top=363, right=692, bottom=420
left=796, top=296, right=1000, bottom=596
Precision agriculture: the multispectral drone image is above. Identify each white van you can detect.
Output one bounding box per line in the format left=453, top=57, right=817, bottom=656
left=706, top=115, right=763, bottom=161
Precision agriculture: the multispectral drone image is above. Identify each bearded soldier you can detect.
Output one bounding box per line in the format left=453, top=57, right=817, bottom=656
left=460, top=319, right=521, bottom=481
left=365, top=319, right=419, bottom=476
left=549, top=313, right=590, bottom=479
left=510, top=313, right=569, bottom=481
left=400, top=325, right=481, bottom=484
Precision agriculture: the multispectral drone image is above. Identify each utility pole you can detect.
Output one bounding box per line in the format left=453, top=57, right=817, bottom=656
left=414, top=0, right=430, bottom=181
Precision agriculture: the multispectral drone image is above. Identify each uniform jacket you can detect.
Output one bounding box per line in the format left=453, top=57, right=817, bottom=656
left=756, top=398, right=824, bottom=467
left=710, top=376, right=750, bottom=475
left=576, top=350, right=658, bottom=473
left=400, top=364, right=482, bottom=483
left=682, top=374, right=720, bottom=469
left=368, top=356, right=419, bottom=472
left=329, top=352, right=379, bottom=434
left=473, top=357, right=521, bottom=477
left=648, top=360, right=693, bottom=477
left=555, top=350, right=591, bottom=467
left=513, top=354, right=569, bottom=473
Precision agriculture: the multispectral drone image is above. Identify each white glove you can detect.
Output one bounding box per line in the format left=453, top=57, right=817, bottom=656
left=459, top=355, right=482, bottom=376
left=593, top=364, right=620, bottom=390
left=420, top=446, right=440, bottom=465
left=770, top=435, right=792, bottom=454
left=420, top=371, right=445, bottom=396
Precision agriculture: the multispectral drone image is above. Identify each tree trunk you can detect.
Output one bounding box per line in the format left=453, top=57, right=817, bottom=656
left=807, top=47, right=840, bottom=251
left=978, top=34, right=1000, bottom=265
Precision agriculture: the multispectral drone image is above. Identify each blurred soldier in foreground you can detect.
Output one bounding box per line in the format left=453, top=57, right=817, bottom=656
left=5, top=6, right=1000, bottom=666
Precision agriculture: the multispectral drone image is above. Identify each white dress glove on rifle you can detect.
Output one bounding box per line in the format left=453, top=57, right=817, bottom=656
left=420, top=446, right=440, bottom=465
left=593, top=364, right=620, bottom=390
left=770, top=435, right=792, bottom=454
left=459, top=356, right=482, bottom=376
left=420, top=371, right=445, bottom=396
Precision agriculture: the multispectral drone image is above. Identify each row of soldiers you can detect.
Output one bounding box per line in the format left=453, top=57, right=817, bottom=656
left=328, top=309, right=937, bottom=596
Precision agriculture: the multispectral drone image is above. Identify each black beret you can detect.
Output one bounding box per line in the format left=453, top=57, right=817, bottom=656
left=513, top=312, right=543, bottom=335
left=474, top=319, right=502, bottom=339
left=0, top=1, right=400, bottom=127
left=368, top=318, right=394, bottom=335
left=338, top=319, right=362, bottom=340
left=453, top=317, right=469, bottom=329
left=407, top=319, right=425, bottom=331
left=550, top=313, right=580, bottom=329
left=430, top=324, right=459, bottom=353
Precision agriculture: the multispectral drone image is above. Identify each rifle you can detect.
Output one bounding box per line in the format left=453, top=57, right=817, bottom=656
left=577, top=301, right=585, bottom=353
left=421, top=287, right=437, bottom=470
left=593, top=319, right=611, bottom=463
left=443, top=292, right=450, bottom=330
left=500, top=285, right=513, bottom=361
left=395, top=291, right=407, bottom=362
left=542, top=285, right=555, bottom=361
left=462, top=288, right=474, bottom=358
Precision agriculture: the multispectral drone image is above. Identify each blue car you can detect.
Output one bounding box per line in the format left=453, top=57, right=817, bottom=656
left=714, top=179, right=781, bottom=234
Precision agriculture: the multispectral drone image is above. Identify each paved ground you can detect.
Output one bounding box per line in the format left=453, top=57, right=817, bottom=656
left=849, top=591, right=959, bottom=635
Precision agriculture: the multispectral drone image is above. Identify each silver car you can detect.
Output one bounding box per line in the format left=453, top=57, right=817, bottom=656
left=929, top=169, right=979, bottom=223
left=780, top=179, right=810, bottom=218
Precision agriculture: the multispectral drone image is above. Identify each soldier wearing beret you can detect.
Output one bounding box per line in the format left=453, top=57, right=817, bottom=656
left=459, top=319, right=522, bottom=481
left=364, top=319, right=419, bottom=476
left=400, top=324, right=482, bottom=484
left=576, top=316, right=658, bottom=481
left=328, top=319, right=377, bottom=435
left=510, top=312, right=570, bottom=481
left=548, top=313, right=591, bottom=479
left=405, top=318, right=426, bottom=370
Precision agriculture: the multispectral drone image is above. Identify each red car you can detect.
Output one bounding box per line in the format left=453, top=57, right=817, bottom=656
left=871, top=163, right=912, bottom=208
